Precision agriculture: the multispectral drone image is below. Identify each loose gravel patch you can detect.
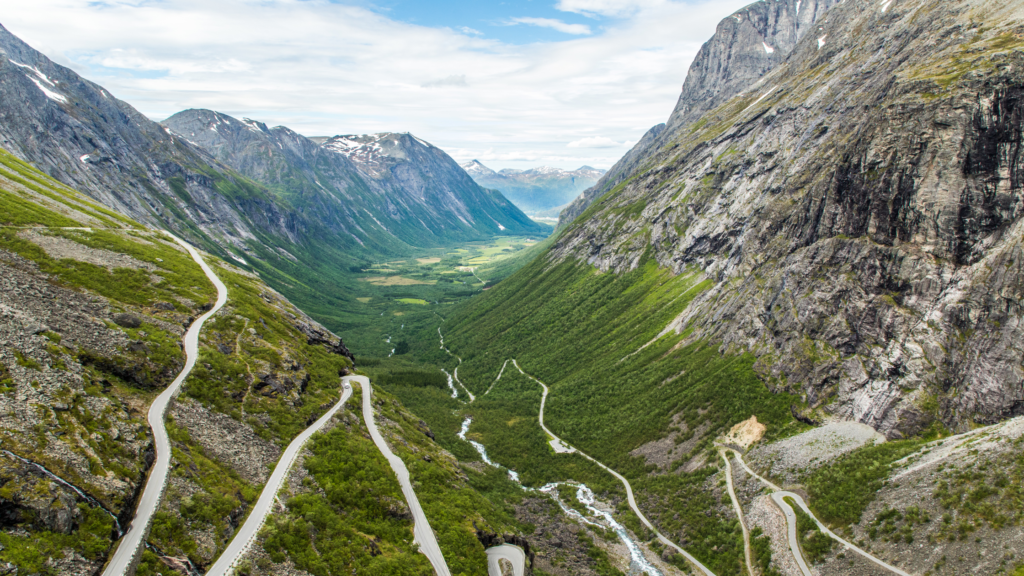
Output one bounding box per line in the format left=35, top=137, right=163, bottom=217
left=747, top=422, right=885, bottom=484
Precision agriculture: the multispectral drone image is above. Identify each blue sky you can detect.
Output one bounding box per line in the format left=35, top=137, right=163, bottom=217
left=367, top=0, right=605, bottom=44
left=4, top=0, right=751, bottom=170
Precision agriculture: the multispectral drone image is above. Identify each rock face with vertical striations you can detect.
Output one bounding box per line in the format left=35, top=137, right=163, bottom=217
left=551, top=0, right=1024, bottom=436
left=666, top=0, right=843, bottom=132
left=560, top=0, right=841, bottom=226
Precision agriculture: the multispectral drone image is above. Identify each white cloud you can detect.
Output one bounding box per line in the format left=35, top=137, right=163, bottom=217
left=506, top=17, right=592, bottom=36
left=422, top=75, right=468, bottom=88
left=447, top=147, right=624, bottom=170
left=0, top=0, right=752, bottom=170
left=556, top=0, right=668, bottom=18
left=567, top=136, right=624, bottom=148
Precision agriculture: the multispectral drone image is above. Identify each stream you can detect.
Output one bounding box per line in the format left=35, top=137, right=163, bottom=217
left=457, top=417, right=518, bottom=482
left=456, top=417, right=662, bottom=575
left=1, top=449, right=124, bottom=537
left=442, top=369, right=460, bottom=399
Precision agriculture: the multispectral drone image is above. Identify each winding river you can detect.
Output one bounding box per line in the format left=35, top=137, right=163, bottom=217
left=511, top=360, right=716, bottom=576
left=457, top=415, right=663, bottom=575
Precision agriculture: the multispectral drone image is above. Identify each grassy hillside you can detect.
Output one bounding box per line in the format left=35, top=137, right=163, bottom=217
left=248, top=384, right=524, bottom=576
left=378, top=249, right=805, bottom=574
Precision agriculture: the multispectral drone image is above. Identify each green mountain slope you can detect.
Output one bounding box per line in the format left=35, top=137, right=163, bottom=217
left=0, top=149, right=533, bottom=576
left=387, top=253, right=803, bottom=574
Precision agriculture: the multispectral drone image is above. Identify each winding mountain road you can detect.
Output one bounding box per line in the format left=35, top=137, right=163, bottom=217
left=511, top=360, right=716, bottom=576
left=102, top=233, right=228, bottom=576
left=352, top=375, right=452, bottom=576
left=486, top=544, right=526, bottom=576
left=769, top=493, right=812, bottom=576
left=727, top=450, right=911, bottom=576
left=205, top=382, right=354, bottom=576
left=719, top=450, right=754, bottom=576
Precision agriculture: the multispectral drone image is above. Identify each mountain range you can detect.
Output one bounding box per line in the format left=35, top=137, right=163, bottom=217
left=0, top=23, right=541, bottom=256
left=0, top=22, right=545, bottom=344
left=461, top=160, right=604, bottom=217
left=161, top=111, right=538, bottom=249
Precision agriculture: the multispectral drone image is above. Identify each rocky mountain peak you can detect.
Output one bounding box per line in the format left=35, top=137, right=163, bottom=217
left=529, top=166, right=561, bottom=175
left=322, top=132, right=436, bottom=174
left=560, top=0, right=839, bottom=227
left=667, top=0, right=842, bottom=131
left=461, top=159, right=496, bottom=176
left=162, top=108, right=275, bottom=151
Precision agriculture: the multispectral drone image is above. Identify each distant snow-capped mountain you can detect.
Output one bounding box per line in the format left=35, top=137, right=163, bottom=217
left=162, top=110, right=545, bottom=249
left=460, top=160, right=605, bottom=216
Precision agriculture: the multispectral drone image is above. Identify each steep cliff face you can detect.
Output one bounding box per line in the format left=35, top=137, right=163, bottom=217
left=560, top=0, right=840, bottom=226
left=164, top=110, right=545, bottom=247
left=666, top=0, right=842, bottom=132
left=552, top=0, right=1024, bottom=436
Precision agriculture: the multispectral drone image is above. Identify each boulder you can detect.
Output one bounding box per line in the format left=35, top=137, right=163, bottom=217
left=112, top=313, right=142, bottom=329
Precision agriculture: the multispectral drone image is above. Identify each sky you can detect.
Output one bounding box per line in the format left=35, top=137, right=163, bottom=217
left=2, top=0, right=751, bottom=170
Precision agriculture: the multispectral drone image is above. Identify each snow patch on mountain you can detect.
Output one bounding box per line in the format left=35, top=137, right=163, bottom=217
left=461, top=160, right=495, bottom=176
left=324, top=134, right=388, bottom=167
left=241, top=118, right=267, bottom=134
left=9, top=60, right=67, bottom=103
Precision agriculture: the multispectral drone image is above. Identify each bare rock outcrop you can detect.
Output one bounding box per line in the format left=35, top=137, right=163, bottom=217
left=553, top=0, right=1024, bottom=436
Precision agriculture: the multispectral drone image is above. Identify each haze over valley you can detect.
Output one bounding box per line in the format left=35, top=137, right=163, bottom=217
left=2, top=1, right=1024, bottom=576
